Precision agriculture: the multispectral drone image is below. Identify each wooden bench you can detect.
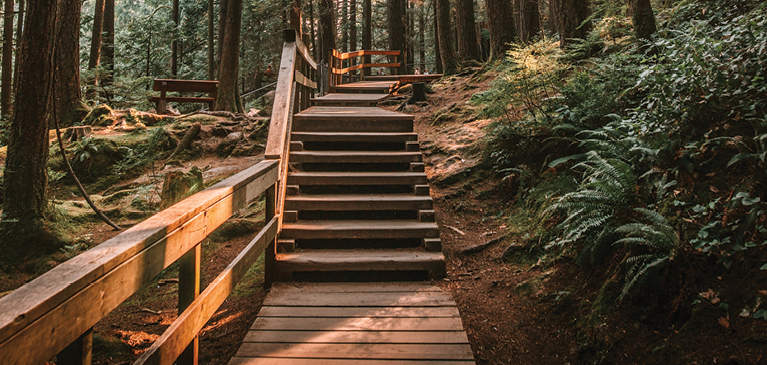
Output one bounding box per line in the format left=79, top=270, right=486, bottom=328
left=149, top=79, right=219, bottom=114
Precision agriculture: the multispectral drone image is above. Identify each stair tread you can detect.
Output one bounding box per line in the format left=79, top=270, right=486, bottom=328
left=286, top=194, right=431, bottom=202
left=290, top=171, right=426, bottom=177
left=294, top=106, right=413, bottom=121
left=277, top=249, right=445, bottom=263
left=283, top=220, right=438, bottom=230
left=291, top=132, right=418, bottom=141
left=291, top=151, right=421, bottom=156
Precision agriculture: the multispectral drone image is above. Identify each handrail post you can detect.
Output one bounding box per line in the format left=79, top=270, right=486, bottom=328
left=264, top=183, right=277, bottom=288
left=178, top=244, right=201, bottom=365
left=56, top=328, right=93, bottom=365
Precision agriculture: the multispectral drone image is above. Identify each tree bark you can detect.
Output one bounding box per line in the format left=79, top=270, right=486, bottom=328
left=628, top=0, right=656, bottom=47
left=55, top=0, right=90, bottom=128
left=11, top=0, right=23, bottom=95
left=433, top=0, right=442, bottom=73
left=548, top=0, right=558, bottom=34
left=341, top=0, right=348, bottom=52
left=217, top=0, right=228, bottom=70
left=362, top=0, right=371, bottom=75
left=455, top=0, right=480, bottom=61
left=407, top=0, right=414, bottom=73
left=486, top=0, right=516, bottom=59
left=290, top=0, right=302, bottom=37
left=435, top=0, right=458, bottom=74
left=309, top=0, right=317, bottom=60
left=102, top=0, right=114, bottom=87
left=349, top=0, right=357, bottom=50
left=1, top=0, right=14, bottom=117
left=557, top=0, right=591, bottom=48
left=208, top=0, right=215, bottom=80
left=388, top=0, right=406, bottom=74
left=1, top=0, right=59, bottom=256
left=86, top=0, right=104, bottom=98
left=521, top=0, right=540, bottom=42
left=216, top=0, right=242, bottom=112
left=318, top=0, right=335, bottom=63
left=171, top=0, right=179, bottom=77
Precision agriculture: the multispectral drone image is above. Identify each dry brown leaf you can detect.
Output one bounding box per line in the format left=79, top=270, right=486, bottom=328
left=710, top=185, right=720, bottom=193
left=717, top=317, right=729, bottom=328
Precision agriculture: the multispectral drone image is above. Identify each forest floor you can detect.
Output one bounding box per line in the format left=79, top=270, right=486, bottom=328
left=1, top=69, right=766, bottom=364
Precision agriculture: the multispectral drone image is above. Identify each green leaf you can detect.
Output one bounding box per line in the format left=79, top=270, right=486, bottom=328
left=753, top=309, right=767, bottom=320
left=742, top=196, right=761, bottom=206
left=761, top=263, right=767, bottom=270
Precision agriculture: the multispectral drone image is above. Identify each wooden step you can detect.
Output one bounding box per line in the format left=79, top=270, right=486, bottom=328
left=311, top=93, right=388, bottom=106
left=288, top=172, right=428, bottom=186
left=291, top=132, right=418, bottom=143
left=285, top=194, right=433, bottom=211
left=290, top=151, right=422, bottom=164
left=328, top=81, right=397, bottom=94
left=281, top=220, right=439, bottom=240
left=275, top=250, right=446, bottom=280
left=293, top=107, right=413, bottom=133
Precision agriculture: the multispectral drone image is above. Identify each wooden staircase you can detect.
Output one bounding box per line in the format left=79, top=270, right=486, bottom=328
left=274, top=101, right=446, bottom=282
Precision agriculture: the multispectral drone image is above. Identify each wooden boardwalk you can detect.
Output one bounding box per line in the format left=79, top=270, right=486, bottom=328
left=229, top=283, right=474, bottom=364
left=230, top=78, right=475, bottom=364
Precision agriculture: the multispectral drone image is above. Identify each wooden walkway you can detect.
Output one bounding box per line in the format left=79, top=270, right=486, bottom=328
left=230, top=283, right=474, bottom=364
left=229, top=78, right=475, bottom=364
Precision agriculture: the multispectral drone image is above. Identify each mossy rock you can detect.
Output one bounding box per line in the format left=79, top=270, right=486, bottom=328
left=70, top=138, right=126, bottom=182
left=160, top=167, right=204, bottom=209
left=82, top=104, right=116, bottom=127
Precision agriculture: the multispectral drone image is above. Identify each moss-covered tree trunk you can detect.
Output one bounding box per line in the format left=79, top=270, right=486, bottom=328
left=455, top=0, right=480, bottom=61
left=486, top=0, right=516, bottom=59
left=2, top=0, right=59, bottom=258
left=55, top=0, right=90, bottom=127
left=1, top=0, right=14, bottom=118
left=435, top=0, right=458, bottom=74
left=557, top=0, right=591, bottom=48
left=216, top=0, right=242, bottom=112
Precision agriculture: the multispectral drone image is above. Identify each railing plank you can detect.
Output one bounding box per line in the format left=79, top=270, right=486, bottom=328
left=264, top=40, right=297, bottom=159
left=294, top=70, right=317, bottom=89
left=135, top=217, right=279, bottom=365
left=0, top=160, right=278, bottom=365
left=332, top=63, right=401, bottom=74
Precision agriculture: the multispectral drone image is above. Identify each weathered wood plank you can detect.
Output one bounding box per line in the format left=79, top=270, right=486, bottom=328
left=153, top=79, right=219, bottom=92
left=251, top=316, right=464, bottom=331
left=293, top=106, right=411, bottom=121
left=230, top=358, right=475, bottom=365
left=0, top=161, right=278, bottom=364
left=264, top=40, right=298, bottom=159
left=135, top=217, right=278, bottom=365
left=270, top=282, right=443, bottom=293
left=235, top=343, right=474, bottom=360
left=242, top=330, right=469, bottom=344
left=256, top=306, right=458, bottom=318
left=332, top=49, right=401, bottom=60
left=263, top=290, right=454, bottom=307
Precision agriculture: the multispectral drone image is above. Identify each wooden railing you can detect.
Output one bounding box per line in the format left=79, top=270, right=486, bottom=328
left=0, top=28, right=316, bottom=365
left=328, top=49, right=401, bottom=88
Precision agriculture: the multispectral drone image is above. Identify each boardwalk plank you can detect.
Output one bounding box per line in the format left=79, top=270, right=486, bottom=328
left=271, top=282, right=442, bottom=293
left=263, top=290, right=453, bottom=307
left=235, top=343, right=474, bottom=360
left=230, top=358, right=475, bottom=365
left=250, top=316, right=465, bottom=331
left=242, top=330, right=469, bottom=344
left=257, top=306, right=459, bottom=318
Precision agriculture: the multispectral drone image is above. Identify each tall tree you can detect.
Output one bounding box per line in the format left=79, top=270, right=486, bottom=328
left=362, top=0, right=372, bottom=75
left=87, top=0, right=104, bottom=97
left=102, top=0, right=114, bottom=87
left=1, top=0, right=60, bottom=258
left=208, top=0, right=215, bottom=80
left=216, top=0, right=243, bottom=112
left=557, top=0, right=591, bottom=48
left=318, top=0, right=335, bottom=62
left=435, top=0, right=458, bottom=74
left=11, top=0, right=23, bottom=94
left=349, top=0, right=357, bottom=51
left=486, top=0, right=516, bottom=59
left=433, top=0, right=442, bottom=73
left=628, top=0, right=656, bottom=48
left=520, top=0, right=540, bottom=42
left=171, top=0, right=179, bottom=77
left=290, top=0, right=302, bottom=36
left=455, top=0, right=480, bottom=61
left=388, top=0, right=406, bottom=74
left=418, top=4, right=425, bottom=71
left=1, top=0, right=13, bottom=117
left=55, top=0, right=90, bottom=127
left=309, top=0, right=317, bottom=60
left=341, top=0, right=348, bottom=52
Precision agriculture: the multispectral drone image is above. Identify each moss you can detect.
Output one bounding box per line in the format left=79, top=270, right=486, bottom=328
left=81, top=104, right=116, bottom=127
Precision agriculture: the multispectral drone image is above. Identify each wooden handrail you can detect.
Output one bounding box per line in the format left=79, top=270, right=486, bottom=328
left=327, top=48, right=402, bottom=87
left=0, top=159, right=279, bottom=364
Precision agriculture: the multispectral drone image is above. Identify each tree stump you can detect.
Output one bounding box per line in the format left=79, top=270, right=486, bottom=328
left=63, top=126, right=92, bottom=141
left=407, top=82, right=428, bottom=104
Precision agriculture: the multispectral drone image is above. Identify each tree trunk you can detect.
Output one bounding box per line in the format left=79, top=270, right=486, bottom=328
left=11, top=0, right=23, bottom=99
left=433, top=0, right=442, bottom=73
left=318, top=0, right=335, bottom=63
left=558, top=0, right=591, bottom=48
left=1, top=0, right=14, bottom=117
left=86, top=0, right=104, bottom=98
left=628, top=0, right=656, bottom=47
left=102, top=0, right=114, bottom=87
left=341, top=0, right=348, bottom=52
left=486, top=0, right=516, bottom=59
left=522, top=0, right=540, bottom=42
left=418, top=7, right=425, bottom=72
left=455, top=0, right=480, bottom=61
left=1, top=0, right=59, bottom=257
left=171, top=0, right=179, bottom=77
left=549, top=0, right=558, bottom=34
left=349, top=0, right=357, bottom=50
left=290, top=0, right=302, bottom=37
left=435, top=0, right=458, bottom=74
left=388, top=0, right=405, bottom=74
left=217, top=0, right=228, bottom=70
left=309, top=0, right=317, bottom=60
left=362, top=0, right=371, bottom=75
left=216, top=0, right=242, bottom=112
left=208, top=0, right=215, bottom=80
left=55, top=0, right=90, bottom=128
left=407, top=0, right=414, bottom=73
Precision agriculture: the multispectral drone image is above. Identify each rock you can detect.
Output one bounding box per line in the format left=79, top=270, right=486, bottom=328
left=460, top=233, right=511, bottom=255
left=212, top=125, right=231, bottom=137
left=82, top=104, right=115, bottom=126
left=246, top=108, right=260, bottom=118
left=257, top=90, right=276, bottom=117
left=216, top=139, right=238, bottom=157
left=70, top=138, right=125, bottom=182
left=160, top=167, right=204, bottom=209
left=226, top=132, right=243, bottom=140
